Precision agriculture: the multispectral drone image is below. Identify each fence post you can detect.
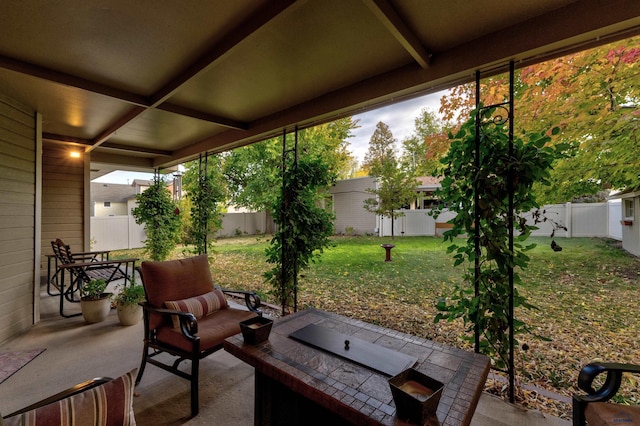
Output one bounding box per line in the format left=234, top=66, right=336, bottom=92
left=565, top=202, right=572, bottom=238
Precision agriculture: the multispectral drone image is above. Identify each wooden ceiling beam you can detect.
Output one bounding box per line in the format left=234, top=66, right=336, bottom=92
left=42, top=133, right=94, bottom=146
left=148, top=0, right=298, bottom=106
left=85, top=0, right=297, bottom=152
left=157, top=103, right=248, bottom=130
left=162, top=0, right=640, bottom=169
left=0, top=54, right=149, bottom=106
left=88, top=106, right=147, bottom=151
left=43, top=131, right=170, bottom=156
left=362, top=0, right=431, bottom=69
left=96, top=143, right=172, bottom=156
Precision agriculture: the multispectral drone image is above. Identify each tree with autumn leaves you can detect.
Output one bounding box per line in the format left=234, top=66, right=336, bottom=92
left=438, top=36, right=640, bottom=203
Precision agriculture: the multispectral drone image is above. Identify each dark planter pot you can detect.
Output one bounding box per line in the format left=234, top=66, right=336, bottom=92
left=389, top=368, right=444, bottom=424
left=240, top=316, right=273, bottom=345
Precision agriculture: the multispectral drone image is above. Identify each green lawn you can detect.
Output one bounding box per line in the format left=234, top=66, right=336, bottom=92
left=115, top=235, right=640, bottom=418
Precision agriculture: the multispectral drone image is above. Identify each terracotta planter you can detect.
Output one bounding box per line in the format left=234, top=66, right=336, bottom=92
left=80, top=293, right=112, bottom=323
left=116, top=304, right=142, bottom=326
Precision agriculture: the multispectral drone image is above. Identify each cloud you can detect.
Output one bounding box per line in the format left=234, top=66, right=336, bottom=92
left=349, top=91, right=446, bottom=162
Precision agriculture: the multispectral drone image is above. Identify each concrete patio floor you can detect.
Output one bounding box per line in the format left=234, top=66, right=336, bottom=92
left=0, top=282, right=571, bottom=425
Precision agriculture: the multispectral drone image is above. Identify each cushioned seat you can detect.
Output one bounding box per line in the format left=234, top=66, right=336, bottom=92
left=136, top=255, right=261, bottom=418
left=156, top=308, right=257, bottom=352
left=573, top=362, right=640, bottom=426
left=583, top=402, right=640, bottom=425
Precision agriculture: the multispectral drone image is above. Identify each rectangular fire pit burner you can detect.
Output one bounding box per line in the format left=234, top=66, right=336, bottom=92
left=289, top=323, right=417, bottom=377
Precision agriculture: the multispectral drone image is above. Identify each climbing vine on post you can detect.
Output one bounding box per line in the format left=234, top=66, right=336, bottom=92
left=183, top=153, right=226, bottom=255
left=264, top=149, right=336, bottom=315
left=131, top=173, right=181, bottom=261
left=431, top=106, right=565, bottom=374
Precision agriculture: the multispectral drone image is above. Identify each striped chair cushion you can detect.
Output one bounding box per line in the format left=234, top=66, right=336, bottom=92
left=164, top=289, right=228, bottom=328
left=4, top=369, right=136, bottom=426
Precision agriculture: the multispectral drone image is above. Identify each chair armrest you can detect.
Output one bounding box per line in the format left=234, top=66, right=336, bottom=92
left=4, top=378, right=112, bottom=417
left=84, top=258, right=138, bottom=268
left=141, top=303, right=199, bottom=338
left=58, top=258, right=138, bottom=269
left=73, top=250, right=111, bottom=256
left=576, top=362, right=640, bottom=402
left=220, top=288, right=262, bottom=313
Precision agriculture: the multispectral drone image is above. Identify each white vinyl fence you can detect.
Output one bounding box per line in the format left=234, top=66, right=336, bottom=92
left=90, top=216, right=145, bottom=251
left=90, top=212, right=275, bottom=251
left=379, top=201, right=622, bottom=240
left=91, top=201, right=622, bottom=251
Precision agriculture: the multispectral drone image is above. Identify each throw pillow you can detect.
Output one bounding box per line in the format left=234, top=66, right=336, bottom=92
left=4, top=369, right=137, bottom=426
left=164, top=288, right=228, bottom=328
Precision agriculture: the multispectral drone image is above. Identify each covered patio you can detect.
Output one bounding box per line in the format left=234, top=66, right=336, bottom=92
left=1, top=0, right=640, bottom=423
left=0, top=283, right=570, bottom=425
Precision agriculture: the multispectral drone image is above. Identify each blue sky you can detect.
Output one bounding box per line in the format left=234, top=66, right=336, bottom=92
left=94, top=90, right=446, bottom=184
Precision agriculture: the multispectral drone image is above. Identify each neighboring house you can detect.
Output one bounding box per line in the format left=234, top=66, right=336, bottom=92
left=91, top=178, right=181, bottom=217
left=329, top=176, right=443, bottom=235
left=330, top=176, right=378, bottom=235
left=90, top=182, right=139, bottom=216
left=413, top=176, right=443, bottom=210
left=610, top=189, right=640, bottom=256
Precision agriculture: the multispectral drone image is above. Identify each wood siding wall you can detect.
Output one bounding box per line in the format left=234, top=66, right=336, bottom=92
left=0, top=94, right=36, bottom=343
left=41, top=142, right=85, bottom=273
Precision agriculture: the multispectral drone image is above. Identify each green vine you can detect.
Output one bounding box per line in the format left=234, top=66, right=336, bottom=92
left=431, top=106, right=566, bottom=369
left=131, top=176, right=181, bottom=261
left=184, top=155, right=225, bottom=255
left=265, top=153, right=336, bottom=314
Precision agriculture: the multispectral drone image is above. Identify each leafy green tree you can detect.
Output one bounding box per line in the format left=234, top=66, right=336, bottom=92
left=223, top=140, right=282, bottom=214
left=264, top=153, right=336, bottom=314
left=362, top=122, right=418, bottom=239
left=182, top=155, right=226, bottom=254
left=223, top=118, right=358, bottom=215
left=431, top=106, right=565, bottom=379
left=131, top=176, right=181, bottom=261
left=439, top=36, right=640, bottom=202
left=400, top=108, right=450, bottom=176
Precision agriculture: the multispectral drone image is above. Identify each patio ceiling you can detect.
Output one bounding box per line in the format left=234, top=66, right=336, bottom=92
left=1, top=1, right=639, bottom=179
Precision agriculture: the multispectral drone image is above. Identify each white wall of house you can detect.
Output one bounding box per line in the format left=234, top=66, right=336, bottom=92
left=94, top=201, right=128, bottom=216
left=608, top=199, right=622, bottom=241
left=620, top=193, right=640, bottom=256
left=330, top=176, right=377, bottom=235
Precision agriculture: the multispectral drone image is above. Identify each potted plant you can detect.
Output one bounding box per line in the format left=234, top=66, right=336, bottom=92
left=80, top=279, right=112, bottom=323
left=113, top=282, right=145, bottom=326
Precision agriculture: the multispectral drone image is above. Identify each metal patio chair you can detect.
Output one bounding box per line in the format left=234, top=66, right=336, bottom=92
left=50, top=239, right=137, bottom=317
left=136, top=254, right=262, bottom=417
